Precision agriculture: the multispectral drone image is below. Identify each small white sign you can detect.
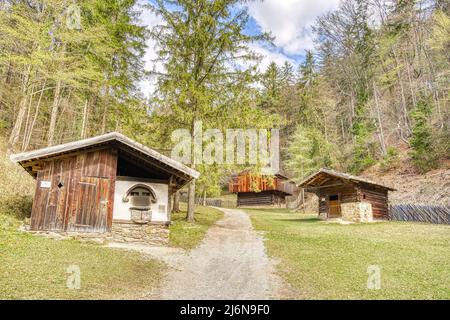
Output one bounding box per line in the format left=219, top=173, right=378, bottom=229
left=40, top=181, right=51, bottom=188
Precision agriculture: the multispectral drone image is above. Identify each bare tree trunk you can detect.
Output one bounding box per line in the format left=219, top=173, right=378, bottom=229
left=47, top=79, right=62, bottom=146
left=186, top=116, right=198, bottom=222
left=392, top=48, right=411, bottom=135
left=340, top=118, right=345, bottom=142
left=101, top=86, right=109, bottom=134
left=373, top=82, right=387, bottom=156
left=405, top=59, right=417, bottom=108
left=81, top=99, right=89, bottom=139
left=21, top=84, right=35, bottom=151
left=349, top=91, right=355, bottom=143
left=101, top=104, right=108, bottom=133
left=8, top=64, right=32, bottom=153
left=23, top=81, right=46, bottom=151
left=173, top=190, right=180, bottom=213
left=187, top=177, right=196, bottom=222
left=202, top=189, right=207, bottom=206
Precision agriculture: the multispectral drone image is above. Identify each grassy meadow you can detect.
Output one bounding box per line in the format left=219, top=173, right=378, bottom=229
left=247, top=208, right=450, bottom=299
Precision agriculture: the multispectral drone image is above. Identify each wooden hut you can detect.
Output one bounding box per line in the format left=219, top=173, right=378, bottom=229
left=228, top=170, right=298, bottom=207
left=10, top=132, right=199, bottom=243
left=298, top=168, right=395, bottom=222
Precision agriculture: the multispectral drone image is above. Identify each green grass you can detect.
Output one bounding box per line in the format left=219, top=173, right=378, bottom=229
left=0, top=215, right=163, bottom=299
left=246, top=208, right=450, bottom=300
left=169, top=204, right=224, bottom=250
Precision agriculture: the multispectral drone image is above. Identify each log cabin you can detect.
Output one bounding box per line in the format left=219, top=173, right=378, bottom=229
left=228, top=170, right=298, bottom=207
left=10, top=132, right=199, bottom=244
left=298, top=168, right=395, bottom=222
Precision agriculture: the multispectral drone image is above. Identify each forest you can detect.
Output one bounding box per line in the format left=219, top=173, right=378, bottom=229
left=0, top=0, right=448, bottom=201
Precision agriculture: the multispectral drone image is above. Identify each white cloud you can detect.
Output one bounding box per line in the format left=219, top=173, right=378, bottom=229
left=247, top=0, right=340, bottom=55
left=249, top=44, right=295, bottom=72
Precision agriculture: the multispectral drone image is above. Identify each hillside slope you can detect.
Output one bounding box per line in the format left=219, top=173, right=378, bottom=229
left=361, top=160, right=450, bottom=206
left=0, top=136, right=35, bottom=219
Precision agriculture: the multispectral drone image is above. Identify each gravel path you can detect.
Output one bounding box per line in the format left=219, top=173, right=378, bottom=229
left=111, top=207, right=291, bottom=299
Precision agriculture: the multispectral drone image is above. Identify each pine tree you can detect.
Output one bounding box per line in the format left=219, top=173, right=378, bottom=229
left=148, top=0, right=273, bottom=221
left=410, top=96, right=438, bottom=172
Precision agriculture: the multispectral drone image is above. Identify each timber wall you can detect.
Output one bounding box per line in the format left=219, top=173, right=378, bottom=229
left=237, top=191, right=286, bottom=207
left=358, top=184, right=389, bottom=218
left=30, top=148, right=117, bottom=232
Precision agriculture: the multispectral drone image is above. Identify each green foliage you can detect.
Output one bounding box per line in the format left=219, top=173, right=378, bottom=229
left=0, top=0, right=149, bottom=150
left=380, top=146, right=400, bottom=170
left=286, top=125, right=335, bottom=181
left=350, top=126, right=377, bottom=174
left=148, top=0, right=277, bottom=198
left=410, top=97, right=438, bottom=172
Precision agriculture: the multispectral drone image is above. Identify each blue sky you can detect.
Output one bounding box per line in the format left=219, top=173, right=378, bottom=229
left=138, top=0, right=340, bottom=96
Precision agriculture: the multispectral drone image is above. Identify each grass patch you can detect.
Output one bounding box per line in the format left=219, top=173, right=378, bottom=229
left=246, top=208, right=450, bottom=299
left=169, top=204, right=224, bottom=250
left=0, top=214, right=163, bottom=299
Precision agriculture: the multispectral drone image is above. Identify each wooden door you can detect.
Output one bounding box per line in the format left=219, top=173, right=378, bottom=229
left=30, top=160, right=70, bottom=231
left=67, top=177, right=110, bottom=232
left=328, top=194, right=341, bottom=218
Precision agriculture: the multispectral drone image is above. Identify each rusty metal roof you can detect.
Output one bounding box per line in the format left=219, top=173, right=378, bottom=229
left=298, top=168, right=396, bottom=191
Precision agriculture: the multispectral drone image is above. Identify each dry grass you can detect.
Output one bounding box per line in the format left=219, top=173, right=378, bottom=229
left=0, top=138, right=35, bottom=219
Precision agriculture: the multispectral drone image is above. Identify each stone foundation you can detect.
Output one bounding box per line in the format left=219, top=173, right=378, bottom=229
left=341, top=202, right=373, bottom=222
left=318, top=212, right=327, bottom=220
left=21, top=221, right=170, bottom=246
left=111, top=221, right=169, bottom=246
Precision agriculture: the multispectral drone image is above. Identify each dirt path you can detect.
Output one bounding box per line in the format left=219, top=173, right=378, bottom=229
left=110, top=208, right=291, bottom=299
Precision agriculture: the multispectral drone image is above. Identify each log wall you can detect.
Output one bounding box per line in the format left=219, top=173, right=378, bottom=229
left=237, top=191, right=286, bottom=207
left=357, top=184, right=389, bottom=218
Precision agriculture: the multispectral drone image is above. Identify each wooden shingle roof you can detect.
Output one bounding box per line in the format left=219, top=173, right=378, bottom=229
left=298, top=168, right=396, bottom=191
left=10, top=132, right=200, bottom=180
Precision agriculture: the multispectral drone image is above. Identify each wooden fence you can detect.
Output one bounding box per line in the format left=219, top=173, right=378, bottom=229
left=180, top=195, right=237, bottom=208
left=389, top=204, right=450, bottom=225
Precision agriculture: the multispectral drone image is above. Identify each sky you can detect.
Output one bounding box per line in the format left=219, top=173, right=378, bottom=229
left=138, top=0, right=340, bottom=97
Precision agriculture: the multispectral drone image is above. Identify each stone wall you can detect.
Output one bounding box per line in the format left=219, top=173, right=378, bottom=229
left=341, top=202, right=373, bottom=222
left=111, top=221, right=169, bottom=246
left=22, top=221, right=170, bottom=246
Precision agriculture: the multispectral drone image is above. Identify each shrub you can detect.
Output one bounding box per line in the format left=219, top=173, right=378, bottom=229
left=0, top=137, right=35, bottom=220
left=380, top=146, right=400, bottom=170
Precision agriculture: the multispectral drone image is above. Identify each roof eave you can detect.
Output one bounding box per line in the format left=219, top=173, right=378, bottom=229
left=10, top=132, right=200, bottom=180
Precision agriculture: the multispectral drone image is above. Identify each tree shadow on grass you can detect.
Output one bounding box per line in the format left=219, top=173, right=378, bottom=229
left=274, top=218, right=320, bottom=223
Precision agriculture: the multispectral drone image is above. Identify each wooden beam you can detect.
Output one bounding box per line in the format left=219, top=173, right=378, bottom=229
left=119, top=147, right=189, bottom=181
left=303, top=183, right=347, bottom=190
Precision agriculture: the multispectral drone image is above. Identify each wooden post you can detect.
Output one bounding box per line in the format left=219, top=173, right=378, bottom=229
left=167, top=176, right=174, bottom=222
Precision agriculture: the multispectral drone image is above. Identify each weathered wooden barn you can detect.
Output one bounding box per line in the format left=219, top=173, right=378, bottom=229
left=10, top=132, right=199, bottom=243
left=298, top=168, right=395, bottom=222
left=228, top=170, right=298, bottom=207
